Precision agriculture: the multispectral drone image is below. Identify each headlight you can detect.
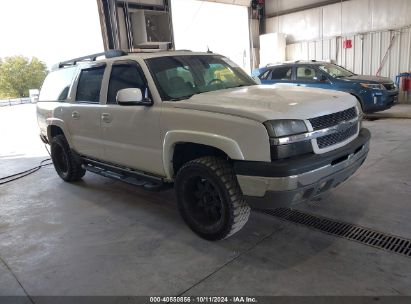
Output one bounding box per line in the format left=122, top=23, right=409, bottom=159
left=264, top=120, right=312, bottom=160
left=360, top=83, right=385, bottom=90
left=356, top=100, right=363, bottom=116
left=264, top=120, right=308, bottom=137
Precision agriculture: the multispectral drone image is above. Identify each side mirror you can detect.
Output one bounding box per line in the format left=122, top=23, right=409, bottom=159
left=252, top=76, right=262, bottom=85
left=319, top=75, right=329, bottom=82
left=116, top=88, right=150, bottom=105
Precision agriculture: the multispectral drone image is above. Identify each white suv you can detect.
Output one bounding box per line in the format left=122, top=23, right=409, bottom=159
left=37, top=50, right=370, bottom=240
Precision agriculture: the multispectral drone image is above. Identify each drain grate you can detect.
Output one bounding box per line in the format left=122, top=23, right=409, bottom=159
left=259, top=208, right=411, bottom=257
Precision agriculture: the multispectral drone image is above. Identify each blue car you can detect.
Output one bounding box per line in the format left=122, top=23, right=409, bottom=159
left=252, top=61, right=399, bottom=113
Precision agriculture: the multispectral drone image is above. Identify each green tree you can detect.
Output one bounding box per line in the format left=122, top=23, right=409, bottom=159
left=0, top=56, right=48, bottom=98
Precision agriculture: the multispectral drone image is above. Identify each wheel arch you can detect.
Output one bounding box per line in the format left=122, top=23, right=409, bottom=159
left=47, top=119, right=73, bottom=146
left=163, top=131, right=245, bottom=179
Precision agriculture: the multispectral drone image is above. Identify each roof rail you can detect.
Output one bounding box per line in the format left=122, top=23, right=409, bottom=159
left=55, top=50, right=127, bottom=69
left=294, top=59, right=318, bottom=63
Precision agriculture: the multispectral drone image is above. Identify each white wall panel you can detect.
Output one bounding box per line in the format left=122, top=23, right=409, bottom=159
left=362, top=34, right=372, bottom=75
left=266, top=9, right=321, bottom=42
left=265, top=0, right=325, bottom=16
left=301, top=42, right=309, bottom=60
left=267, top=0, right=411, bottom=43
left=322, top=2, right=342, bottom=38
left=340, top=0, right=370, bottom=35
left=371, top=0, right=411, bottom=31
left=286, top=27, right=411, bottom=80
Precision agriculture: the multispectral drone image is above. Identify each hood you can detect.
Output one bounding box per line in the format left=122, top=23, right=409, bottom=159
left=170, top=85, right=357, bottom=123
left=340, top=74, right=393, bottom=83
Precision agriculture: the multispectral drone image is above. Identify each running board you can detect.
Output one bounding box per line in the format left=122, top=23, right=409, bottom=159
left=82, top=158, right=171, bottom=191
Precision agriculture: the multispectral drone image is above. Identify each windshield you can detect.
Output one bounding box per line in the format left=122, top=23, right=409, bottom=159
left=318, top=63, right=355, bottom=78
left=145, top=55, right=256, bottom=101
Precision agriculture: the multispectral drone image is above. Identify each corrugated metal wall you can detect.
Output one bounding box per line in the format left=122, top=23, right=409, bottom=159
left=285, top=26, right=411, bottom=80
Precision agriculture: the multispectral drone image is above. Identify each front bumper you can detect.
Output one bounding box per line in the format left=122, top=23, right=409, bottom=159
left=362, top=89, right=398, bottom=113
left=234, top=128, right=370, bottom=209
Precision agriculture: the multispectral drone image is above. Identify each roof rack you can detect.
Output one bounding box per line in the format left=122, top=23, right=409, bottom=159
left=55, top=50, right=127, bottom=69
left=265, top=62, right=282, bottom=67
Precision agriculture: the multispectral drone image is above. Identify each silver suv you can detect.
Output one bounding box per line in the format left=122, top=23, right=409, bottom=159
left=37, top=50, right=370, bottom=240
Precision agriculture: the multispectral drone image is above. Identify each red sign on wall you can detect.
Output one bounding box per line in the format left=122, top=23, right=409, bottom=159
left=343, top=39, right=352, bottom=49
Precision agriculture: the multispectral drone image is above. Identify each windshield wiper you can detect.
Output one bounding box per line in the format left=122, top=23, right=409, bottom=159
left=169, top=95, right=194, bottom=101
left=226, top=84, right=248, bottom=89
left=169, top=92, right=202, bottom=101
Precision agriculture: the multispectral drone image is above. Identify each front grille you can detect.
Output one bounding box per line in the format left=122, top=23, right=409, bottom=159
left=309, top=107, right=358, bottom=149
left=317, top=122, right=358, bottom=149
left=309, top=107, right=357, bottom=131
left=383, top=83, right=396, bottom=90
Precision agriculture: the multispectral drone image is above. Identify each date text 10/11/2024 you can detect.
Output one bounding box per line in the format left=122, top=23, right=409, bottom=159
left=149, top=296, right=258, bottom=303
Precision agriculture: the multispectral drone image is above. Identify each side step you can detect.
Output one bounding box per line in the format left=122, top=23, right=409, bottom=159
left=82, top=158, right=172, bottom=192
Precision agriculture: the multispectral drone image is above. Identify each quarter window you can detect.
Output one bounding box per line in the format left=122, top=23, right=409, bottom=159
left=259, top=69, right=271, bottom=80
left=76, top=66, right=105, bottom=103
left=270, top=67, right=292, bottom=80
left=107, top=64, right=148, bottom=104
left=39, top=67, right=77, bottom=102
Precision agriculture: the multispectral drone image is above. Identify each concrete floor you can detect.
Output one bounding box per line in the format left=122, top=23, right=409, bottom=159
left=0, top=104, right=411, bottom=298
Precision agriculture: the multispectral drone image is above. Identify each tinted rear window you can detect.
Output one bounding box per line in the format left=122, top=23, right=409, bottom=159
left=39, top=67, right=77, bottom=101
left=270, top=66, right=292, bottom=80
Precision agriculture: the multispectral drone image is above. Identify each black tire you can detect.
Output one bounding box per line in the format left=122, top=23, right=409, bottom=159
left=175, top=156, right=250, bottom=240
left=50, top=135, right=86, bottom=182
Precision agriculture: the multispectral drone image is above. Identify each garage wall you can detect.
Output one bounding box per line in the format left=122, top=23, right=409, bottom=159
left=266, top=0, right=411, bottom=80
left=266, top=0, right=411, bottom=43
left=285, top=27, right=411, bottom=79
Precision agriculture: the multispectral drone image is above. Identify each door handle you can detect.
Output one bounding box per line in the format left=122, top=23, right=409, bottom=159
left=101, top=113, right=112, bottom=123
left=72, top=111, right=80, bottom=119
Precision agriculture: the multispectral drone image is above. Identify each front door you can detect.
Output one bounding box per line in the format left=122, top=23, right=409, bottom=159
left=100, top=61, right=164, bottom=176
left=64, top=65, right=106, bottom=159
left=294, top=66, right=332, bottom=89
left=261, top=66, right=295, bottom=86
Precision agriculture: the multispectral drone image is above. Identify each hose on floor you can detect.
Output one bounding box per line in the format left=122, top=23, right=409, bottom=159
left=0, top=145, right=52, bottom=185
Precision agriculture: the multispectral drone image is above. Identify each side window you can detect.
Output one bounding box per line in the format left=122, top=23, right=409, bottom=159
left=39, top=67, right=77, bottom=102
left=270, top=67, right=292, bottom=80
left=296, top=67, right=319, bottom=81
left=76, top=66, right=105, bottom=103
left=259, top=69, right=271, bottom=80
left=107, top=64, right=148, bottom=104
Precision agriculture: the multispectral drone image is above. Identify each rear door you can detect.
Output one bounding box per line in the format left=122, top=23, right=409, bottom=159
left=261, top=65, right=294, bottom=86
left=64, top=64, right=106, bottom=159
left=294, top=65, right=332, bottom=89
